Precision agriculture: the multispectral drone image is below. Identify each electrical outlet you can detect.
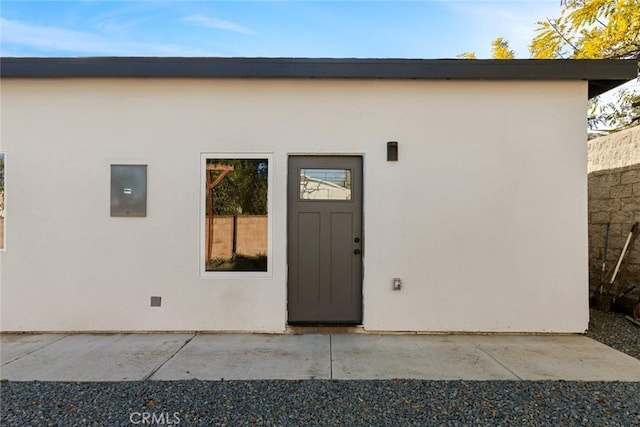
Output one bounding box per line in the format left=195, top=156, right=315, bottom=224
left=393, top=278, right=402, bottom=291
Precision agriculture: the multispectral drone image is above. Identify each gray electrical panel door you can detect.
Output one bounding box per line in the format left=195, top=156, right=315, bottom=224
left=110, top=165, right=147, bottom=217
left=287, top=156, right=363, bottom=324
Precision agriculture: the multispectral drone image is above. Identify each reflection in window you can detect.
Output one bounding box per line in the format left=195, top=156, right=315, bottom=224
left=300, top=168, right=351, bottom=200
left=0, top=152, right=4, bottom=250
left=205, top=158, right=268, bottom=272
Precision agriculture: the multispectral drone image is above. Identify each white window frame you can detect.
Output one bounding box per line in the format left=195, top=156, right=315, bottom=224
left=200, top=153, right=273, bottom=278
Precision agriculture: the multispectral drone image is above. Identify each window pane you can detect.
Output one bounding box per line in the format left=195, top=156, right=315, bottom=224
left=0, top=152, right=4, bottom=249
left=205, top=158, right=268, bottom=272
left=300, top=168, right=352, bottom=200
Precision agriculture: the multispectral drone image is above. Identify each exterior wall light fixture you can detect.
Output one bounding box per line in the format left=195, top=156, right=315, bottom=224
left=387, top=141, right=398, bottom=161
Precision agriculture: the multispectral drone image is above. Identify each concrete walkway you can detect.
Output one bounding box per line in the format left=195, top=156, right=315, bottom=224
left=2, top=333, right=640, bottom=382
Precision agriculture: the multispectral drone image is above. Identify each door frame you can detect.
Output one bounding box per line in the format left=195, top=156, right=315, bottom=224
left=286, top=154, right=365, bottom=324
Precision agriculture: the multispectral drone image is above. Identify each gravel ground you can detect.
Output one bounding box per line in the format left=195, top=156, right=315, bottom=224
left=1, top=312, right=639, bottom=426
left=2, top=380, right=640, bottom=426
left=586, top=309, right=640, bottom=361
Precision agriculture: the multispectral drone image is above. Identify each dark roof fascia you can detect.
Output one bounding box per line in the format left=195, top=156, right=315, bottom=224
left=1, top=57, right=636, bottom=98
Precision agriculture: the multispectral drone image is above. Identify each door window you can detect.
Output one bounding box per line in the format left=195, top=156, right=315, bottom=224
left=299, top=168, right=352, bottom=200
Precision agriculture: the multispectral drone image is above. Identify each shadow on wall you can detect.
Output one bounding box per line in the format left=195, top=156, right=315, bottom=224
left=588, top=164, right=640, bottom=311
left=588, top=126, right=640, bottom=313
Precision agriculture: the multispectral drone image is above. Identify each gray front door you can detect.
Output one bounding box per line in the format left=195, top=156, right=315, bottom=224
left=287, top=156, right=363, bottom=323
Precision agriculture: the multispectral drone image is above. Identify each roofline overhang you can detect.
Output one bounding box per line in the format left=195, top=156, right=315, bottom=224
left=1, top=57, right=636, bottom=98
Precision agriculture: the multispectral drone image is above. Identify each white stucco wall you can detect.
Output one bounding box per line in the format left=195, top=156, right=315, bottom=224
left=0, top=78, right=588, bottom=333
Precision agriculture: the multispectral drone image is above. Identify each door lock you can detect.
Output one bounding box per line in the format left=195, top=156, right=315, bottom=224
left=353, top=249, right=361, bottom=255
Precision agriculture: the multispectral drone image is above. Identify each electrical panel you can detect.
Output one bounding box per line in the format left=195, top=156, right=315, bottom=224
left=110, top=164, right=147, bottom=217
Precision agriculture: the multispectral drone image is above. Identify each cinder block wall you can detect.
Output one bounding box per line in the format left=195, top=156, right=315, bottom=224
left=205, top=216, right=268, bottom=258
left=588, top=126, right=640, bottom=306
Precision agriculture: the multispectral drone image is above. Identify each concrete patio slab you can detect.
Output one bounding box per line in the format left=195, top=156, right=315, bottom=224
left=1, top=334, right=67, bottom=365
left=150, top=334, right=330, bottom=380
left=331, top=335, right=520, bottom=380
left=474, top=335, right=640, bottom=381
left=2, top=333, right=639, bottom=382
left=0, top=334, right=193, bottom=381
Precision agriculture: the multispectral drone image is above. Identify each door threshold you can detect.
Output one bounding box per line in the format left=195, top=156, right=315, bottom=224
left=286, top=324, right=364, bottom=335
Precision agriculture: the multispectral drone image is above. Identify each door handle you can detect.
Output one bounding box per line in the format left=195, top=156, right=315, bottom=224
left=353, top=249, right=361, bottom=255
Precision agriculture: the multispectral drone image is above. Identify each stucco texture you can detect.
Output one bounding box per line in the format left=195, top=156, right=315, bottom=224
left=0, top=78, right=588, bottom=332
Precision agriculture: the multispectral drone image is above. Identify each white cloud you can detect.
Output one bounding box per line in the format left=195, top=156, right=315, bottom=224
left=0, top=18, right=217, bottom=56
left=182, top=15, right=253, bottom=34
left=92, top=14, right=149, bottom=36
left=1, top=18, right=108, bottom=54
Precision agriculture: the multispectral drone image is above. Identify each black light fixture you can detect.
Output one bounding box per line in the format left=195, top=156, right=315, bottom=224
left=387, top=141, right=398, bottom=161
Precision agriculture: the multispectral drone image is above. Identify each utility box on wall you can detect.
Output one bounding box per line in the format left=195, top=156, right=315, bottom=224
left=110, top=164, right=147, bottom=217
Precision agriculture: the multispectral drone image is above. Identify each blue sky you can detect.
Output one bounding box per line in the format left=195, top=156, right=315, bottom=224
left=0, top=1, right=564, bottom=58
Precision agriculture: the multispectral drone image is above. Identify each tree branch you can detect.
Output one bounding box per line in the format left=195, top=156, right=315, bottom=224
left=547, top=17, right=579, bottom=55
